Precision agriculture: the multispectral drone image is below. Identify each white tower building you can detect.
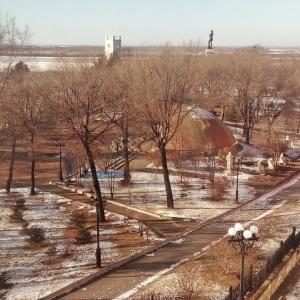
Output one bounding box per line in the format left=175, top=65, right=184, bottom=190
left=105, top=36, right=121, bottom=60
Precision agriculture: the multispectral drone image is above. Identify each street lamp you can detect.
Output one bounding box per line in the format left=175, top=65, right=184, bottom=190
left=291, top=140, right=295, bottom=158
left=233, top=157, right=242, bottom=203
left=90, top=195, right=101, bottom=268
left=228, top=223, right=259, bottom=300
left=56, top=140, right=63, bottom=182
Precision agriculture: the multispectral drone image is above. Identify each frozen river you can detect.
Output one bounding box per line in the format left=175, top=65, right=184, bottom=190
left=1, top=46, right=300, bottom=72
left=0, top=56, right=95, bottom=71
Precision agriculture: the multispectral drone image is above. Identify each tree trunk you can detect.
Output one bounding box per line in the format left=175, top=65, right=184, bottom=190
left=84, top=142, right=105, bottom=221
left=122, top=126, right=131, bottom=185
left=30, top=137, right=36, bottom=195
left=30, top=157, right=35, bottom=195
left=6, top=136, right=16, bottom=193
left=242, top=123, right=246, bottom=138
left=160, top=145, right=174, bottom=209
left=221, top=107, right=225, bottom=122
left=245, top=127, right=250, bottom=144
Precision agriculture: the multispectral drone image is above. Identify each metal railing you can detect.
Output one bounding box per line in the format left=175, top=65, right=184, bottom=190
left=225, top=227, right=300, bottom=300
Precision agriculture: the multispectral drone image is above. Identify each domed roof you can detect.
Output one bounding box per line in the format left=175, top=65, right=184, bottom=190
left=168, top=107, right=236, bottom=151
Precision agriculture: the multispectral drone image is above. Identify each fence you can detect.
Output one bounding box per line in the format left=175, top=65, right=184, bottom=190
left=225, top=227, right=300, bottom=300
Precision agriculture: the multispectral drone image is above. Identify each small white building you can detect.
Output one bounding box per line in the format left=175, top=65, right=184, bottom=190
left=105, top=36, right=121, bottom=60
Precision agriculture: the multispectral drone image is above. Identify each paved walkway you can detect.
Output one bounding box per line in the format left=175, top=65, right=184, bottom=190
left=39, top=173, right=300, bottom=300
left=38, top=183, right=198, bottom=238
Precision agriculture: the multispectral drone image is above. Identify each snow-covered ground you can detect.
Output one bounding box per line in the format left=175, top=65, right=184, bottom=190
left=0, top=188, right=159, bottom=299
left=1, top=140, right=300, bottom=299
left=125, top=172, right=300, bottom=300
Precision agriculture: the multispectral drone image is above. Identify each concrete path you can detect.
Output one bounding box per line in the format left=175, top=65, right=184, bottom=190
left=38, top=183, right=198, bottom=238
left=39, top=173, right=300, bottom=300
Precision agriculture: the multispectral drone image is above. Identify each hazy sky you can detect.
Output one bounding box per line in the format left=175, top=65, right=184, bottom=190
left=1, top=0, right=299, bottom=47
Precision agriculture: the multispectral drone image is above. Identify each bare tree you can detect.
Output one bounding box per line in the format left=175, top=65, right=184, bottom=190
left=133, top=46, right=196, bottom=208
left=108, top=62, right=137, bottom=185
left=64, top=139, right=87, bottom=184
left=0, top=13, right=30, bottom=192
left=17, top=75, right=47, bottom=195
left=255, top=59, right=300, bottom=165
left=228, top=50, right=267, bottom=144
left=201, top=54, right=232, bottom=120
left=45, top=59, right=115, bottom=221
left=4, top=62, right=33, bottom=193
left=0, top=13, right=30, bottom=96
left=1, top=91, right=23, bottom=193
left=168, top=125, right=190, bottom=182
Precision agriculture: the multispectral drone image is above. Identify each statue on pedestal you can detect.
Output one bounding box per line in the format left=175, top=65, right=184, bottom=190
left=278, top=152, right=289, bottom=166
left=208, top=30, right=213, bottom=49
left=226, top=151, right=233, bottom=173
left=267, top=158, right=274, bottom=170
left=256, top=159, right=264, bottom=174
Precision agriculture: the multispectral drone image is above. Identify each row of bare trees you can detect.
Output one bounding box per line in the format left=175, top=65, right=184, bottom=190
left=1, top=14, right=300, bottom=220
left=199, top=50, right=300, bottom=142
left=40, top=50, right=200, bottom=216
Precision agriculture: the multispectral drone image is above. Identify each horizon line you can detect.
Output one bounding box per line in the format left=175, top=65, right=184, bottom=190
left=25, top=44, right=300, bottom=49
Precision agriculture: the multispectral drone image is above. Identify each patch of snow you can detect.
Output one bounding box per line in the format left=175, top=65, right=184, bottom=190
left=112, top=259, right=188, bottom=300
left=188, top=106, right=215, bottom=120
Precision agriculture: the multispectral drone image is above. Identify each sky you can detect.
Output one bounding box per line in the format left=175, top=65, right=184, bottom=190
left=0, top=0, right=300, bottom=47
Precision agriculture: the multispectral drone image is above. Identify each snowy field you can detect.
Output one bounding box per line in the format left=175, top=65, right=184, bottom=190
left=0, top=189, right=157, bottom=299
left=128, top=173, right=300, bottom=300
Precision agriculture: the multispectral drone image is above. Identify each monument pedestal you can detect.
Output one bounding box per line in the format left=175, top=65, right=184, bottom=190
left=205, top=48, right=215, bottom=56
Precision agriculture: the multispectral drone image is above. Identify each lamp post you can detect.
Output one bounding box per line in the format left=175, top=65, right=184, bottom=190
left=291, top=140, right=295, bottom=158
left=56, top=140, right=63, bottom=182
left=90, top=195, right=106, bottom=268
left=90, top=195, right=101, bottom=268
left=228, top=223, right=259, bottom=300
left=233, top=157, right=242, bottom=203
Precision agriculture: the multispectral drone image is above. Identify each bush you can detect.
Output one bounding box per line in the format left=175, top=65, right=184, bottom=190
left=176, top=261, right=203, bottom=299
left=69, top=212, right=88, bottom=228
left=75, top=227, right=93, bottom=244
left=207, top=176, right=230, bottom=201
left=10, top=207, right=24, bottom=222
left=46, top=245, right=57, bottom=263
left=22, top=220, right=29, bottom=229
left=10, top=198, right=26, bottom=222
left=69, top=212, right=93, bottom=244
left=0, top=271, right=11, bottom=289
left=26, top=226, right=46, bottom=244
left=15, top=198, right=26, bottom=210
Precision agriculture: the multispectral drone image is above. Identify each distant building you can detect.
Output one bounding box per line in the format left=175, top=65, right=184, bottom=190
left=105, top=36, right=121, bottom=60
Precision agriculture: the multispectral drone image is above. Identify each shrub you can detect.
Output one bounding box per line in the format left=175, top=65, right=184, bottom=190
left=26, top=226, right=46, bottom=244
left=207, top=176, right=230, bottom=201
left=22, top=220, right=29, bottom=230
left=69, top=212, right=93, bottom=244
left=15, top=198, right=26, bottom=210
left=10, top=198, right=26, bottom=222
left=176, top=261, right=203, bottom=299
left=62, top=230, right=74, bottom=257
left=10, top=207, right=24, bottom=222
left=69, top=212, right=87, bottom=228
left=46, top=245, right=57, bottom=263
left=0, top=271, right=11, bottom=289
left=74, top=227, right=93, bottom=244
left=208, top=242, right=238, bottom=275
